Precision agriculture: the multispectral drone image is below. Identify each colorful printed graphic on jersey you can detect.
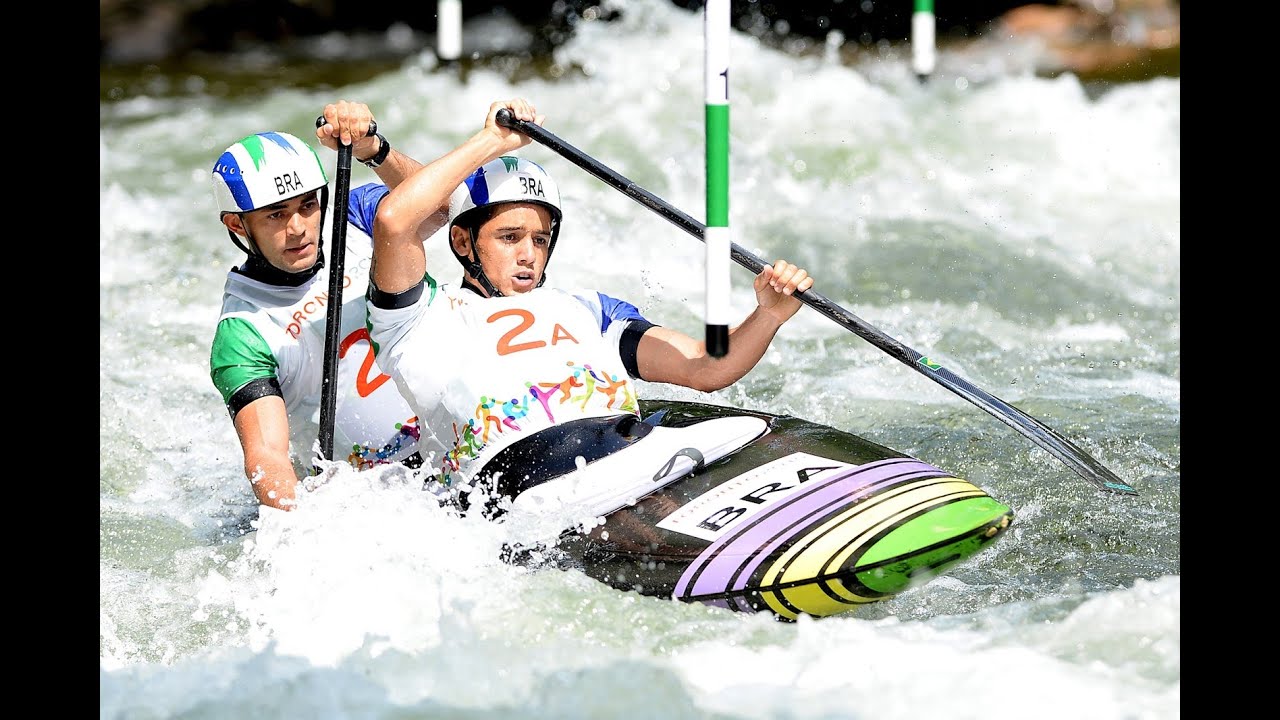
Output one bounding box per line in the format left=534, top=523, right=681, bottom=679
left=437, top=360, right=637, bottom=484
left=349, top=416, right=422, bottom=469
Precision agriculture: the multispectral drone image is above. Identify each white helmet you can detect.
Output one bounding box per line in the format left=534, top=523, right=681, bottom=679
left=448, top=156, right=564, bottom=296
left=449, top=155, right=562, bottom=227
left=211, top=131, right=328, bottom=214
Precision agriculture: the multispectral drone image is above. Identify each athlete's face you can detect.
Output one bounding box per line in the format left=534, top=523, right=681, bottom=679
left=223, top=190, right=323, bottom=273
left=456, top=203, right=553, bottom=296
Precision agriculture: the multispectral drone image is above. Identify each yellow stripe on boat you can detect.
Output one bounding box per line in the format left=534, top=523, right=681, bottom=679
left=758, top=477, right=992, bottom=617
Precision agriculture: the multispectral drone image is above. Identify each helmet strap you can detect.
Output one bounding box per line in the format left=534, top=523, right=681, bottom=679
left=225, top=227, right=259, bottom=257
left=536, top=221, right=560, bottom=289
left=316, top=185, right=330, bottom=263
left=467, top=242, right=505, bottom=298
left=452, top=225, right=505, bottom=298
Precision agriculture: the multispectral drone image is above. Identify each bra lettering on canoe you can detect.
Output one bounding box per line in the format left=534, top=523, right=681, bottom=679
left=658, top=452, right=853, bottom=541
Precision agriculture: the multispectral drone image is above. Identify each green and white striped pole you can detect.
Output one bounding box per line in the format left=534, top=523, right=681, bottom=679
left=912, top=0, right=936, bottom=81
left=704, top=0, right=730, bottom=357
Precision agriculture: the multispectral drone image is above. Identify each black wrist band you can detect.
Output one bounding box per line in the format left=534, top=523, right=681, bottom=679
left=360, top=133, right=391, bottom=169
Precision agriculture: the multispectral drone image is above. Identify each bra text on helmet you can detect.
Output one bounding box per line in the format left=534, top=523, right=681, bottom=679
left=275, top=171, right=305, bottom=197
left=519, top=176, right=545, bottom=197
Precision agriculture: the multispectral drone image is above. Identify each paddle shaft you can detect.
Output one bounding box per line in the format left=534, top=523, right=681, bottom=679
left=317, top=132, right=353, bottom=463
left=494, top=109, right=1137, bottom=495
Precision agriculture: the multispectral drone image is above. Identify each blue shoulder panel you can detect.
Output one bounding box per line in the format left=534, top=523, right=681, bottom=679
left=347, top=183, right=390, bottom=236
left=595, top=292, right=648, bottom=333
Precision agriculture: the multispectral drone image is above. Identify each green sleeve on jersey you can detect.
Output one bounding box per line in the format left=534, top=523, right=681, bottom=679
left=210, top=317, right=279, bottom=403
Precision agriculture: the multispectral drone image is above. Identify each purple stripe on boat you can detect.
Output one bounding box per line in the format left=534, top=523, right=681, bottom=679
left=712, top=467, right=944, bottom=598
left=675, top=458, right=947, bottom=600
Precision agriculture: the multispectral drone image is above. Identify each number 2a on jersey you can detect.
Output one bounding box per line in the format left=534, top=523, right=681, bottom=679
left=488, top=308, right=580, bottom=356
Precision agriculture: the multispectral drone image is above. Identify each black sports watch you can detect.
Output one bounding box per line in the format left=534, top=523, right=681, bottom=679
left=360, top=133, right=391, bottom=169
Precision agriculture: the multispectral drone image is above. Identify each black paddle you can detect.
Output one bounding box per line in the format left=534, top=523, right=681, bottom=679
left=495, top=108, right=1137, bottom=496
left=315, top=117, right=355, bottom=464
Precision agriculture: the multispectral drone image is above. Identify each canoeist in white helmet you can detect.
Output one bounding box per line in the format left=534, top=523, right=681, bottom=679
left=367, top=99, right=813, bottom=507
left=209, top=101, right=428, bottom=511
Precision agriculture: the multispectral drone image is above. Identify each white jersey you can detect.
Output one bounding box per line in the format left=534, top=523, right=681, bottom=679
left=210, top=185, right=421, bottom=471
left=368, top=280, right=648, bottom=485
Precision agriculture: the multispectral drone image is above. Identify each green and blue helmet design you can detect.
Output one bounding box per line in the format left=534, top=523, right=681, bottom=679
left=211, top=131, right=328, bottom=214
left=448, top=155, right=562, bottom=228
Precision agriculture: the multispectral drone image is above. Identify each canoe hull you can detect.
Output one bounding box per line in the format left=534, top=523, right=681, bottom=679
left=509, top=400, right=1014, bottom=620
